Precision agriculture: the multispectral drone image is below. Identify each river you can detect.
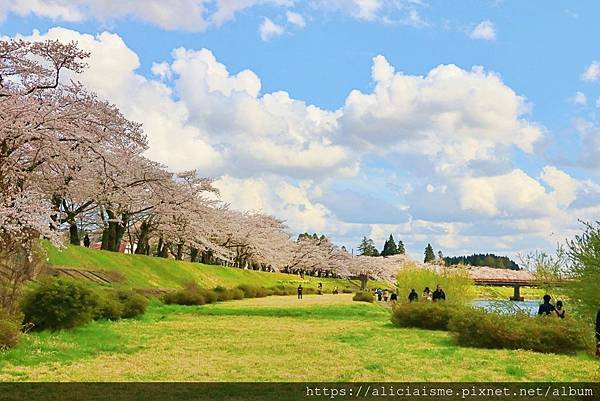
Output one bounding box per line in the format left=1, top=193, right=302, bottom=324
left=472, top=299, right=540, bottom=315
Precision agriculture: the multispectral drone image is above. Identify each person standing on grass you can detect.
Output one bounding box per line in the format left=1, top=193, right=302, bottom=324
left=376, top=288, right=383, bottom=301
left=408, top=289, right=418, bottom=302
left=432, top=285, right=446, bottom=302
left=538, top=294, right=555, bottom=316
left=83, top=234, right=90, bottom=248
left=383, top=289, right=389, bottom=302
left=422, top=287, right=432, bottom=301
left=390, top=291, right=398, bottom=302
left=297, top=285, right=303, bottom=300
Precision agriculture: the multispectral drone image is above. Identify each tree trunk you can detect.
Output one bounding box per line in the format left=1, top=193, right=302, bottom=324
left=68, top=221, right=80, bottom=245
left=101, top=210, right=127, bottom=252
left=135, top=221, right=150, bottom=255
left=175, top=242, right=184, bottom=261
left=190, top=247, right=199, bottom=263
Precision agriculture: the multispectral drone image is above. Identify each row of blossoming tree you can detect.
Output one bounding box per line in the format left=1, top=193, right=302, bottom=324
left=0, top=39, right=406, bottom=314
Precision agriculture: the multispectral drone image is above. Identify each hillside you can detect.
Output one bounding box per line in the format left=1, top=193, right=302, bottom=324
left=42, top=243, right=383, bottom=292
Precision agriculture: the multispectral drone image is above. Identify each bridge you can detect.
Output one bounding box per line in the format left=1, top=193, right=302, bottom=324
left=466, top=266, right=545, bottom=301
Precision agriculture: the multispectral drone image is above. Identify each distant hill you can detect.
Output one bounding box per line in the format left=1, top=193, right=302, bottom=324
left=444, top=253, right=520, bottom=270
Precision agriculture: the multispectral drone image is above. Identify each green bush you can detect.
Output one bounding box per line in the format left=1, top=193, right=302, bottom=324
left=0, top=318, right=21, bottom=350
left=94, top=291, right=124, bottom=320
left=352, top=291, right=374, bottom=303
left=214, top=286, right=234, bottom=301
left=230, top=288, right=245, bottom=300
left=269, top=284, right=296, bottom=296
left=342, top=288, right=353, bottom=294
left=115, top=290, right=147, bottom=318
left=448, top=308, right=591, bottom=354
left=21, top=278, right=98, bottom=331
left=391, top=302, right=461, bottom=331
left=237, top=284, right=269, bottom=298
left=163, top=289, right=205, bottom=306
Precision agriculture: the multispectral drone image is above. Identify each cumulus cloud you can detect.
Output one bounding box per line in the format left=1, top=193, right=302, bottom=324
left=470, top=20, right=496, bottom=40
left=339, top=55, right=542, bottom=175
left=259, top=17, right=285, bottom=40
left=581, top=61, right=600, bottom=82
left=286, top=11, right=306, bottom=27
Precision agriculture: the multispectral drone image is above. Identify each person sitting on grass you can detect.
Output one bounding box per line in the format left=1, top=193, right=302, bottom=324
left=432, top=285, right=446, bottom=302
left=555, top=300, right=566, bottom=319
left=422, top=287, right=432, bottom=301
left=538, top=294, right=555, bottom=316
left=408, top=289, right=418, bottom=302
left=297, top=285, right=303, bottom=300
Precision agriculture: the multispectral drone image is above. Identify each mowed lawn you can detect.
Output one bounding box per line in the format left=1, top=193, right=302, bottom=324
left=0, top=294, right=598, bottom=382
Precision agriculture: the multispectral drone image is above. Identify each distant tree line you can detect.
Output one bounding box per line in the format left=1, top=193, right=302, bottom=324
left=444, top=254, right=520, bottom=270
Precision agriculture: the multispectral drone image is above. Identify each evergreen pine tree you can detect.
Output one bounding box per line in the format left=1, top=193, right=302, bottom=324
left=424, top=243, right=435, bottom=263
left=397, top=240, right=405, bottom=254
left=381, top=234, right=399, bottom=256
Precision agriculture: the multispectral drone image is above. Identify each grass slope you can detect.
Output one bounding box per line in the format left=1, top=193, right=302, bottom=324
left=1, top=294, right=597, bottom=381
left=43, top=243, right=386, bottom=291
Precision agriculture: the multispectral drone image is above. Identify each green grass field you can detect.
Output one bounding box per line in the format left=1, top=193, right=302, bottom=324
left=43, top=243, right=390, bottom=292
left=1, top=294, right=597, bottom=382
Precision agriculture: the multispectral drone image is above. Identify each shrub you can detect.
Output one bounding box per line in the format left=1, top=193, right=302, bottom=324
left=0, top=318, right=21, bottom=350
left=391, top=302, right=461, bottom=331
left=163, top=289, right=205, bottom=306
left=448, top=308, right=591, bottom=354
left=342, top=288, right=353, bottom=294
left=353, top=292, right=374, bottom=303
left=213, top=286, right=234, bottom=301
left=237, top=284, right=269, bottom=298
left=230, top=288, right=245, bottom=300
left=21, top=278, right=98, bottom=331
left=115, top=290, right=147, bottom=318
left=94, top=291, right=124, bottom=320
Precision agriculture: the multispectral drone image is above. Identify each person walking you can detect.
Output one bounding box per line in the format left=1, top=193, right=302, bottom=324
left=408, top=289, right=418, bottom=302
left=297, top=285, right=303, bottom=300
left=595, top=309, right=600, bottom=357
left=83, top=234, right=91, bottom=248
left=383, top=289, right=389, bottom=302
left=422, top=287, right=432, bottom=301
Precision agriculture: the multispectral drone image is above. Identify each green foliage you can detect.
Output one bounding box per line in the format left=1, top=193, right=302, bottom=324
left=397, top=240, right=405, bottom=255
left=268, top=285, right=296, bottom=296
left=115, top=290, right=148, bottom=319
left=444, top=253, right=519, bottom=270
left=565, top=222, right=600, bottom=321
left=381, top=234, right=399, bottom=256
left=236, top=284, right=269, bottom=298
left=424, top=243, right=435, bottom=263
left=93, top=291, right=124, bottom=320
left=0, top=316, right=21, bottom=350
left=391, top=302, right=462, bottom=331
left=357, top=236, right=379, bottom=256
left=21, top=278, right=98, bottom=331
left=448, top=308, right=591, bottom=354
left=352, top=291, right=374, bottom=303
left=342, top=288, right=353, bottom=294
left=396, top=264, right=475, bottom=305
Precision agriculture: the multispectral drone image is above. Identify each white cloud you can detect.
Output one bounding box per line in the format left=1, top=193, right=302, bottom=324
left=259, top=17, right=285, bottom=41
left=339, top=55, right=542, bottom=175
left=286, top=11, right=305, bottom=27
left=581, top=61, right=600, bottom=82
left=470, top=20, right=496, bottom=40
left=570, top=91, right=587, bottom=105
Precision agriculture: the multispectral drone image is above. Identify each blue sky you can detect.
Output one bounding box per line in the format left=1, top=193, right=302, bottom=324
left=3, top=0, right=600, bottom=260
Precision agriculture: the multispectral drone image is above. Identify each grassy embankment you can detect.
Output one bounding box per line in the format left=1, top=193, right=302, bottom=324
left=1, top=294, right=597, bottom=381
left=42, top=243, right=390, bottom=292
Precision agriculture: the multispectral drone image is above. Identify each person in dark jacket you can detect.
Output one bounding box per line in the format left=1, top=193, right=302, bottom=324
left=390, top=292, right=398, bottom=302
left=83, top=234, right=91, bottom=248
left=538, top=294, right=555, bottom=316
left=431, top=285, right=446, bottom=302
left=408, top=289, right=418, bottom=302
left=297, top=285, right=303, bottom=300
